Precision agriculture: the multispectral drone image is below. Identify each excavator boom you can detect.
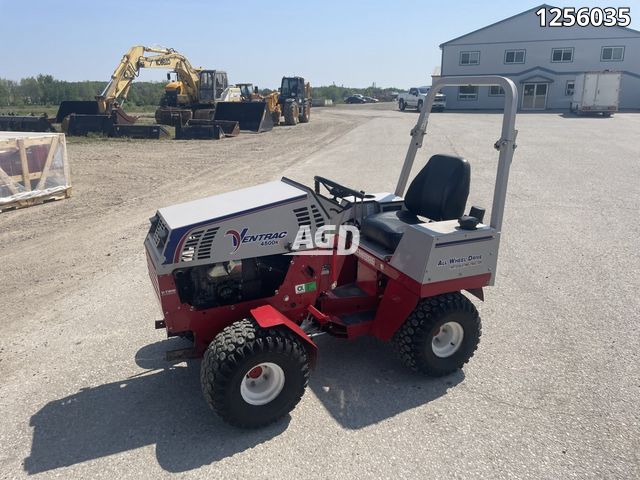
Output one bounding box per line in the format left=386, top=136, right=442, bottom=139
left=56, top=45, right=203, bottom=123
left=99, top=47, right=202, bottom=110
left=54, top=44, right=273, bottom=138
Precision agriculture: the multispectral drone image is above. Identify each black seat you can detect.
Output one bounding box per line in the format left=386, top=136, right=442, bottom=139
left=361, top=155, right=470, bottom=251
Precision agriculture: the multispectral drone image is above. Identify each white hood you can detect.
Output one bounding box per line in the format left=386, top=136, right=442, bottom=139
left=159, top=180, right=307, bottom=230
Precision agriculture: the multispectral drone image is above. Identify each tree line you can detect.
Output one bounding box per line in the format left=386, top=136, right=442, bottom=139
left=0, top=75, right=166, bottom=108
left=0, top=75, right=403, bottom=108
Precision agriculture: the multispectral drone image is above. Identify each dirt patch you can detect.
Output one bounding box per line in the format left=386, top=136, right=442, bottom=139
left=0, top=109, right=367, bottom=333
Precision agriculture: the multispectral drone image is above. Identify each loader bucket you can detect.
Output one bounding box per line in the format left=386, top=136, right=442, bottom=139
left=0, top=114, right=55, bottom=132
left=55, top=100, right=99, bottom=123
left=212, top=120, right=240, bottom=137
left=155, top=107, right=192, bottom=127
left=175, top=120, right=240, bottom=140
left=113, top=124, right=170, bottom=139
left=188, top=119, right=239, bottom=136
left=214, top=101, right=274, bottom=132
left=66, top=114, right=114, bottom=136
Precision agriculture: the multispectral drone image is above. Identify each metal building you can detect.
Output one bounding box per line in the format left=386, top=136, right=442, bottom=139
left=438, top=4, right=640, bottom=110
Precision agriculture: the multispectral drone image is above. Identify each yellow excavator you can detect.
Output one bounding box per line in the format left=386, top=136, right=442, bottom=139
left=56, top=45, right=272, bottom=137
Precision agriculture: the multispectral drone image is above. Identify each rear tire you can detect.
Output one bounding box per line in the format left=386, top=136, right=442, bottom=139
left=417, top=100, right=423, bottom=112
left=284, top=102, right=299, bottom=125
left=201, top=318, right=310, bottom=428
left=399, top=99, right=406, bottom=111
left=299, top=101, right=310, bottom=123
left=392, top=292, right=481, bottom=376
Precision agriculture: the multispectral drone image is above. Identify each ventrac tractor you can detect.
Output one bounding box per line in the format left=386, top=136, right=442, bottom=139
left=145, top=76, right=519, bottom=428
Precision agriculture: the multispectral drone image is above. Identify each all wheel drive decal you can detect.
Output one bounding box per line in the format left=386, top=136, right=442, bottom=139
left=437, top=254, right=483, bottom=269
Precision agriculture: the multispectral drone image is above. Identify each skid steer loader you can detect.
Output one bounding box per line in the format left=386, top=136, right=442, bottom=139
left=144, top=76, right=519, bottom=428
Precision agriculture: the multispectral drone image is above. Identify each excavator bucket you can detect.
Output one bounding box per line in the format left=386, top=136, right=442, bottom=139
left=213, top=101, right=274, bottom=133
left=111, top=106, right=138, bottom=125
left=59, top=101, right=149, bottom=137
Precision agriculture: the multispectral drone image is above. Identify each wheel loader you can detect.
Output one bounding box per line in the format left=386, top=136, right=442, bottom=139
left=211, top=83, right=276, bottom=133
left=144, top=75, right=519, bottom=428
left=275, top=76, right=312, bottom=125
left=234, top=83, right=282, bottom=126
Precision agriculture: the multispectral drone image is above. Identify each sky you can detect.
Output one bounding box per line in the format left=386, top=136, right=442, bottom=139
left=1, top=0, right=638, bottom=89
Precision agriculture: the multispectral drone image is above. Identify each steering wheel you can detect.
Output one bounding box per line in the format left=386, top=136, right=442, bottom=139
left=314, top=176, right=366, bottom=200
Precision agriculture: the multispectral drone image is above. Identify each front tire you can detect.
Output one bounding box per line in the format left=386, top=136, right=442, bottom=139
left=399, top=99, right=406, bottom=111
left=299, top=101, right=310, bottom=123
left=201, top=318, right=310, bottom=428
left=284, top=102, right=299, bottom=125
left=392, top=292, right=481, bottom=376
left=271, top=110, right=281, bottom=126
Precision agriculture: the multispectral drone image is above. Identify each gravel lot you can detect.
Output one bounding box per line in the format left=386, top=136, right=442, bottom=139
left=1, top=104, right=638, bottom=479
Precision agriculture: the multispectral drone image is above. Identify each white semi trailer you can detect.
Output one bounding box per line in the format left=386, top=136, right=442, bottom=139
left=570, top=71, right=621, bottom=116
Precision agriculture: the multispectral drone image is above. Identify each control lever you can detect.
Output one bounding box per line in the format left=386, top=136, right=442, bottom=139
left=458, top=205, right=486, bottom=230
left=469, top=206, right=485, bottom=222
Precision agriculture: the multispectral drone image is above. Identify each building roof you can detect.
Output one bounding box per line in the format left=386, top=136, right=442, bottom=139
left=440, top=4, right=640, bottom=48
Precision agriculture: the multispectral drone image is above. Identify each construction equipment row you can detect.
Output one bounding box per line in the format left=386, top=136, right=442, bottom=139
left=0, top=45, right=312, bottom=140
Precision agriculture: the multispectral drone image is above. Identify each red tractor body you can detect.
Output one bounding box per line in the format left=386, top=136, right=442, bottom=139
left=144, top=76, right=519, bottom=427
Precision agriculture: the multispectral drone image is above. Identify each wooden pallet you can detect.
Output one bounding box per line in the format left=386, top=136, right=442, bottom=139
left=0, top=132, right=71, bottom=213
left=0, top=187, right=72, bottom=213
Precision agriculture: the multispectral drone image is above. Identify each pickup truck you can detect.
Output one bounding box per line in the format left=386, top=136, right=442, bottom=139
left=397, top=86, right=446, bottom=112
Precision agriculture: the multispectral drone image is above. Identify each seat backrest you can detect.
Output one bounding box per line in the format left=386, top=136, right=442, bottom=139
left=404, top=154, right=470, bottom=221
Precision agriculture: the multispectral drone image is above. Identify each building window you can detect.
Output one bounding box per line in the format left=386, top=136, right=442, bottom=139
left=504, top=49, right=525, bottom=64
left=460, top=51, right=480, bottom=65
left=489, top=86, right=505, bottom=96
left=565, top=81, right=575, bottom=96
left=551, top=47, right=574, bottom=62
left=601, top=46, right=624, bottom=61
left=458, top=86, right=478, bottom=100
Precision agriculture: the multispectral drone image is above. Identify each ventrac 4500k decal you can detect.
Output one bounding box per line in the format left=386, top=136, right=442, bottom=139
left=225, top=228, right=288, bottom=253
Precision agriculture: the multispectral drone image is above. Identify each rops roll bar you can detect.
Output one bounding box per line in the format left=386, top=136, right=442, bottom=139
left=394, top=76, right=518, bottom=232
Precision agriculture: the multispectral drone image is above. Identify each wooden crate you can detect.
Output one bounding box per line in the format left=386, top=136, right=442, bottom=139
left=0, top=132, right=71, bottom=212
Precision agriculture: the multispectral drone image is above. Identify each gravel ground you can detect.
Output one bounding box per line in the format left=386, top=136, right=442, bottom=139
left=0, top=104, right=638, bottom=479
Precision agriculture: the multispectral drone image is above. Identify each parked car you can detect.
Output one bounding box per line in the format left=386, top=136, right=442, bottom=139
left=345, top=94, right=366, bottom=104
left=363, top=96, right=379, bottom=103
left=397, top=86, right=446, bottom=112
